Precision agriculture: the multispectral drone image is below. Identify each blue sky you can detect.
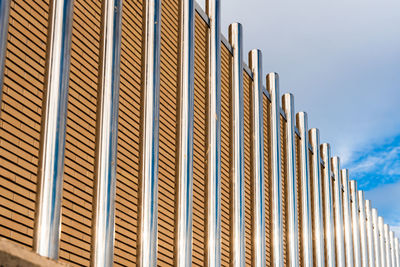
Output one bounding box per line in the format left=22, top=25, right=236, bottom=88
left=199, top=0, right=400, bottom=234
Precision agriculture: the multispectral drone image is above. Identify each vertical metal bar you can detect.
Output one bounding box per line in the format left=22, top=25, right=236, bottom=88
left=206, top=0, right=221, bottom=266
left=267, top=72, right=283, bottom=267
left=350, top=180, right=362, bottom=267
left=229, top=23, right=245, bottom=267
left=296, top=112, right=313, bottom=267
left=341, top=169, right=354, bottom=267
left=91, top=0, right=123, bottom=265
left=384, top=224, right=391, bottom=267
left=390, top=231, right=396, bottom=267
left=372, top=209, right=382, bottom=267
left=0, top=0, right=10, bottom=97
left=394, top=237, right=400, bottom=267
left=331, top=157, right=345, bottom=267
left=249, top=49, right=266, bottom=267
left=309, top=129, right=324, bottom=267
left=320, top=144, right=335, bottom=267
left=365, top=200, right=375, bottom=267
left=378, top=217, right=386, bottom=267
left=358, top=191, right=369, bottom=267
left=175, top=0, right=195, bottom=266
left=137, top=0, right=161, bottom=266
left=282, top=94, right=299, bottom=267
left=33, top=0, right=74, bottom=259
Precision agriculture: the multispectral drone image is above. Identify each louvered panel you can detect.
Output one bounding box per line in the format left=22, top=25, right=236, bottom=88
left=157, top=0, right=179, bottom=265
left=263, top=95, right=272, bottom=265
left=295, top=135, right=303, bottom=266
left=59, top=0, right=100, bottom=265
left=0, top=0, right=49, bottom=249
left=281, top=115, right=288, bottom=265
left=243, top=72, right=252, bottom=266
left=220, top=44, right=231, bottom=266
left=113, top=0, right=143, bottom=265
left=192, top=13, right=207, bottom=267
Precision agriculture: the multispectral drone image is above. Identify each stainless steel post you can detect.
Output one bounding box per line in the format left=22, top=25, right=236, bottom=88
left=384, top=224, right=391, bottom=267
left=358, top=191, right=369, bottom=267
left=390, top=231, right=396, bottom=267
left=372, top=209, right=381, bottom=267
left=350, top=180, right=362, bottom=267
left=309, top=129, right=325, bottom=267
left=137, top=0, right=161, bottom=266
left=0, top=0, right=10, bottom=97
left=296, top=112, right=313, bottom=267
left=91, top=0, right=123, bottom=266
left=34, top=0, right=74, bottom=260
left=365, top=200, right=375, bottom=267
left=331, top=157, right=345, bottom=267
left=249, top=50, right=266, bottom=267
left=395, top=238, right=399, bottom=267
left=267, top=72, right=283, bottom=267
left=320, top=144, right=335, bottom=267
left=206, top=0, right=221, bottom=266
left=341, top=169, right=354, bottom=267
left=282, top=94, right=299, bottom=267
left=175, top=0, right=195, bottom=266
left=229, top=22, right=245, bottom=267
left=378, top=217, right=386, bottom=267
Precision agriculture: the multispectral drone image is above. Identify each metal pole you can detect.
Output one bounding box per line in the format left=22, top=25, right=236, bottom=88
left=267, top=72, right=283, bottom=267
left=378, top=217, right=386, bottom=267
left=365, top=200, right=375, bottom=267
left=0, top=0, right=10, bottom=98
left=249, top=49, right=266, bottom=267
left=175, top=0, right=195, bottom=265
left=206, top=0, right=221, bottom=266
left=320, top=144, right=335, bottom=267
left=331, top=157, right=345, bottom=267
left=372, top=209, right=382, bottom=267
left=395, top=238, right=399, bottom=267
left=282, top=94, right=299, bottom=267
left=296, top=112, right=313, bottom=267
left=34, top=0, right=74, bottom=259
left=91, top=0, right=123, bottom=265
left=358, top=191, right=369, bottom=267
left=384, top=224, right=391, bottom=267
left=229, top=22, right=245, bottom=267
left=137, top=0, right=161, bottom=266
left=390, top=231, right=396, bottom=267
left=309, top=129, right=324, bottom=267
left=350, top=180, right=362, bottom=267
left=341, top=169, right=354, bottom=267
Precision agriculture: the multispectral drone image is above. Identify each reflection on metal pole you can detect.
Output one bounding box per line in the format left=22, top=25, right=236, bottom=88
left=296, top=112, right=313, bottom=267
left=350, top=180, right=361, bottom=267
left=206, top=0, right=222, bottom=266
left=320, top=143, right=335, bottom=267
left=283, top=94, right=299, bottom=267
left=341, top=169, right=354, bottom=267
left=137, top=0, right=161, bottom=266
left=331, top=157, right=345, bottom=267
left=229, top=22, right=245, bottom=267
left=358, top=191, right=369, bottom=267
left=175, top=0, right=195, bottom=266
left=34, top=0, right=74, bottom=260
left=309, top=129, right=324, bottom=267
left=372, top=209, right=381, bottom=267
left=267, top=72, right=283, bottom=267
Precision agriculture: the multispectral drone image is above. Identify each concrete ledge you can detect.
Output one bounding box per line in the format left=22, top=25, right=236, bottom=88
left=0, top=238, right=67, bottom=267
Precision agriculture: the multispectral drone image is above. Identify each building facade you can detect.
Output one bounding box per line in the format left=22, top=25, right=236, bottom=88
left=0, top=0, right=398, bottom=266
